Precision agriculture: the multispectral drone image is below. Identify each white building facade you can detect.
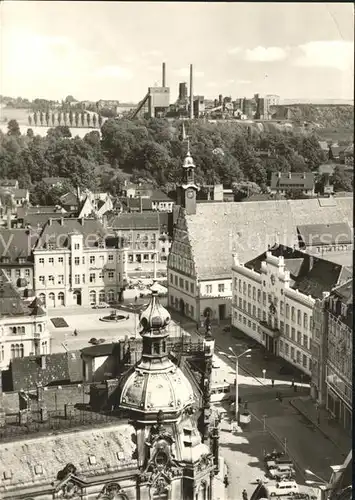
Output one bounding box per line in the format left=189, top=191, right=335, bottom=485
left=231, top=252, right=314, bottom=376
left=33, top=231, right=127, bottom=308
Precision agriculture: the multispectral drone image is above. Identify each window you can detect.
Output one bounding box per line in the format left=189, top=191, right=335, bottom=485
left=82, top=257, right=85, bottom=264
left=257, top=289, right=261, bottom=302
left=262, top=292, right=266, bottom=305
left=286, top=324, right=289, bottom=337
left=218, top=284, right=225, bottom=293
left=303, top=313, right=308, bottom=329
left=243, top=300, right=246, bottom=311
left=74, top=243, right=80, bottom=250
left=248, top=319, right=251, bottom=327
left=89, top=273, right=95, bottom=283
left=297, top=309, right=301, bottom=325
left=49, top=257, right=54, bottom=265
left=107, top=290, right=115, bottom=302
left=279, top=340, right=284, bottom=352
left=280, top=301, right=284, bottom=315
left=58, top=257, right=64, bottom=264
left=185, top=280, right=188, bottom=291
left=309, top=339, right=312, bottom=351
left=243, top=282, right=246, bottom=295
left=297, top=331, right=301, bottom=344
left=238, top=314, right=242, bottom=322
left=309, top=358, right=312, bottom=371
left=291, top=306, right=295, bottom=322
left=257, top=308, right=261, bottom=319
left=248, top=303, right=251, bottom=314
left=15, top=269, right=21, bottom=278
left=252, top=287, right=256, bottom=300
left=82, top=274, right=86, bottom=284
left=108, top=254, right=114, bottom=261
left=248, top=284, right=251, bottom=297
left=48, top=275, right=54, bottom=284
left=263, top=311, right=267, bottom=322
left=39, top=276, right=45, bottom=283
left=286, top=304, right=290, bottom=319
left=302, top=354, right=307, bottom=367
left=190, top=283, right=194, bottom=294
left=252, top=305, right=256, bottom=317
left=74, top=274, right=80, bottom=284
left=291, top=327, right=295, bottom=340
left=291, top=346, right=295, bottom=359
left=303, top=335, right=308, bottom=349
left=285, top=343, right=289, bottom=356
left=243, top=317, right=246, bottom=325
left=206, top=284, right=212, bottom=294
left=90, top=256, right=95, bottom=264
left=280, top=321, right=284, bottom=333
left=25, top=269, right=30, bottom=278
left=238, top=279, right=242, bottom=292
left=174, top=275, right=178, bottom=285
left=179, top=278, right=184, bottom=288
left=239, top=298, right=242, bottom=308
left=108, top=271, right=114, bottom=280
left=234, top=278, right=238, bottom=290
left=74, top=257, right=80, bottom=265
left=37, top=258, right=45, bottom=265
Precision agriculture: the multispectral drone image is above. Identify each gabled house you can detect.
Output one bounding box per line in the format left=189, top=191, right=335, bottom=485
left=270, top=172, right=315, bottom=196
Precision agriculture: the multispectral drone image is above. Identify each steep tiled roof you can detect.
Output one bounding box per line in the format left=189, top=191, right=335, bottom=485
left=151, top=189, right=174, bottom=202
left=184, top=197, right=353, bottom=279
left=0, top=270, right=30, bottom=316
left=0, top=179, right=18, bottom=188
left=330, top=278, right=353, bottom=305
left=297, top=222, right=352, bottom=246
left=121, top=197, right=152, bottom=211
left=0, top=423, right=137, bottom=490
left=0, top=229, right=38, bottom=264
left=108, top=212, right=160, bottom=230
left=245, top=245, right=344, bottom=299
left=270, top=172, right=315, bottom=190
left=36, top=218, right=107, bottom=249
left=23, top=212, right=72, bottom=228
left=10, top=351, right=82, bottom=391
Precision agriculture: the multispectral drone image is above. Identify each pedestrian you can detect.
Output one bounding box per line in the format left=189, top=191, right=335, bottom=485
left=279, top=393, right=283, bottom=403
left=242, top=489, right=248, bottom=500
left=291, top=379, right=295, bottom=387
left=135, top=295, right=138, bottom=304
left=224, top=474, right=229, bottom=488
left=271, top=379, right=274, bottom=387
left=73, top=329, right=78, bottom=336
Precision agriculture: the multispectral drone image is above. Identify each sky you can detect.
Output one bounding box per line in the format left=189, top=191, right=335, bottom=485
left=1, top=2, right=354, bottom=103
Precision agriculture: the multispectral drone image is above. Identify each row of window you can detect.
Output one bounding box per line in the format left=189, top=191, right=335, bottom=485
left=3, top=268, right=31, bottom=278
left=170, top=295, right=195, bottom=318
left=234, top=306, right=311, bottom=350
left=38, top=290, right=117, bottom=303
left=169, top=273, right=195, bottom=295
left=279, top=340, right=312, bottom=371
left=37, top=271, right=118, bottom=285
left=38, top=254, right=120, bottom=265
left=234, top=281, right=311, bottom=329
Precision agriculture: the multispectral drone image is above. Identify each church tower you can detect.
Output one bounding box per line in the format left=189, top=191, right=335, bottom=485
left=176, top=126, right=200, bottom=215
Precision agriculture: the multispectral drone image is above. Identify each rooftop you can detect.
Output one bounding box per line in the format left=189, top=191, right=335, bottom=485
left=297, top=222, right=352, bottom=246
left=244, top=245, right=346, bottom=299
left=270, top=172, right=315, bottom=190
left=108, top=211, right=161, bottom=230
left=0, top=228, right=38, bottom=263
left=182, top=196, right=353, bottom=279
left=60, top=192, right=79, bottom=206
left=0, top=271, right=41, bottom=317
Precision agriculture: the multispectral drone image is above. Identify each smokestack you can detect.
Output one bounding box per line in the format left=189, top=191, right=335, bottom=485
left=189, top=64, right=193, bottom=119
left=162, top=62, right=166, bottom=87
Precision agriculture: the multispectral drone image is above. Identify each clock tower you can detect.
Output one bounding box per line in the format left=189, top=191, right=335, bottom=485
left=177, top=145, right=200, bottom=215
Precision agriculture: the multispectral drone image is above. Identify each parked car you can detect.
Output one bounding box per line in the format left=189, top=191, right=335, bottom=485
left=92, top=302, right=110, bottom=309
left=269, top=465, right=296, bottom=480
left=264, top=451, right=285, bottom=461
left=268, top=481, right=299, bottom=497
left=266, top=460, right=278, bottom=471
left=88, top=337, right=106, bottom=345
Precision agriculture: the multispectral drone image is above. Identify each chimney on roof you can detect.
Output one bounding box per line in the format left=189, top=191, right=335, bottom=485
left=288, top=172, right=292, bottom=179
left=48, top=218, right=52, bottom=226
left=40, top=355, right=46, bottom=370
left=309, top=255, right=314, bottom=272
left=60, top=217, right=64, bottom=225
left=278, top=172, right=281, bottom=178
left=162, top=62, right=166, bottom=87
left=303, top=173, right=306, bottom=179
left=80, top=217, right=85, bottom=225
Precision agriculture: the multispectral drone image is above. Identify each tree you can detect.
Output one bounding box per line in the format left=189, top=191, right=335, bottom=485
left=232, top=181, right=261, bottom=200
left=75, top=112, right=79, bottom=127
left=33, top=112, right=38, bottom=126
left=86, top=113, right=91, bottom=127
left=63, top=113, right=68, bottom=126
left=93, top=114, right=97, bottom=128
left=28, top=115, right=32, bottom=126
left=45, top=110, right=50, bottom=127
left=69, top=110, right=73, bottom=127
left=51, top=113, right=55, bottom=126
left=7, top=119, right=21, bottom=136
left=285, top=189, right=309, bottom=200
left=331, top=166, right=353, bottom=192
left=58, top=112, right=62, bottom=126
left=98, top=114, right=103, bottom=127
left=81, top=111, right=85, bottom=127
left=39, top=111, right=44, bottom=126
left=26, top=128, right=34, bottom=139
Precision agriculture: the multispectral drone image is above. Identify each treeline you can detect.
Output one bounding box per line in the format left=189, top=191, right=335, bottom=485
left=0, top=118, right=352, bottom=207
left=27, top=110, right=104, bottom=128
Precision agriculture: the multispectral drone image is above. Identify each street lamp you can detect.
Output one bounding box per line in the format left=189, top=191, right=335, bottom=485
left=226, top=347, right=251, bottom=422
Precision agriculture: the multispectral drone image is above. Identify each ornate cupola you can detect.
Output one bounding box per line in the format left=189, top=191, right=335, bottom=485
left=118, top=289, right=195, bottom=423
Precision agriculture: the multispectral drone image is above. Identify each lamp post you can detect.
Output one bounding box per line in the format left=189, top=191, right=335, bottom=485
left=220, top=347, right=251, bottom=422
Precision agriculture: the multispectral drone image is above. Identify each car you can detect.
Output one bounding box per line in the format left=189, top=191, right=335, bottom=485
left=89, top=337, right=98, bottom=345
left=266, top=460, right=278, bottom=471
left=268, top=481, right=299, bottom=497
left=264, top=451, right=285, bottom=461
left=269, top=465, right=296, bottom=480
left=92, top=302, right=110, bottom=309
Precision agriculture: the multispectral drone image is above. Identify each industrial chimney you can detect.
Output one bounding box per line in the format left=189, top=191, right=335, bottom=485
left=162, top=62, right=166, bottom=87
left=189, top=64, right=193, bottom=119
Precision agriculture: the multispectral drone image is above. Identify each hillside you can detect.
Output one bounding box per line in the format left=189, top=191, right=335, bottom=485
left=270, top=104, right=354, bottom=128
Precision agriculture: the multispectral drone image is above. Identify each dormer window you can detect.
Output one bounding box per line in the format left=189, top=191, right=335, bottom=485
left=18, top=257, right=26, bottom=264
left=2, top=257, right=10, bottom=263
left=34, top=465, right=43, bottom=475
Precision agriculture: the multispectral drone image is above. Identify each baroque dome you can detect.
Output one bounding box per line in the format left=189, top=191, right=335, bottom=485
left=119, top=366, right=195, bottom=414
left=139, top=287, right=171, bottom=333
left=183, top=153, right=195, bottom=168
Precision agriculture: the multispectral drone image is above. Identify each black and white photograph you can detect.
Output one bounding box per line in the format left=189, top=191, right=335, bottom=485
left=0, top=2, right=353, bottom=499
